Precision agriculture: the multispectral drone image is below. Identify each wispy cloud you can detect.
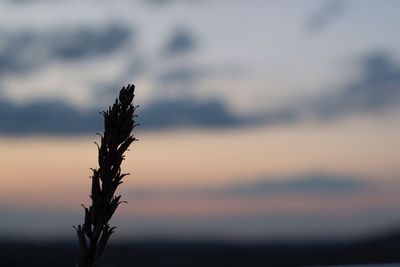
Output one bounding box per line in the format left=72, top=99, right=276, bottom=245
left=310, top=51, right=400, bottom=118
left=144, top=0, right=204, bottom=7
left=255, top=51, right=400, bottom=125
left=156, top=66, right=208, bottom=86
left=1, top=51, right=399, bottom=135
left=162, top=28, right=197, bottom=57
left=0, top=23, right=134, bottom=76
left=306, top=0, right=345, bottom=33
left=126, top=173, right=370, bottom=199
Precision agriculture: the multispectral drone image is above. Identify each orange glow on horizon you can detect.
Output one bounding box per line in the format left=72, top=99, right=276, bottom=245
left=0, top=116, right=400, bottom=212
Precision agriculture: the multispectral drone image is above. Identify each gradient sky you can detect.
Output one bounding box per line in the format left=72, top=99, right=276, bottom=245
left=1, top=0, right=400, bottom=240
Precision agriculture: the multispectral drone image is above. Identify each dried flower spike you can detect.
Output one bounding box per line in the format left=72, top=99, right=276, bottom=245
left=75, top=84, right=138, bottom=267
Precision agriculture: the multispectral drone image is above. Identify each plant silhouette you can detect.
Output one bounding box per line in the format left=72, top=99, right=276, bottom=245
left=75, top=84, right=138, bottom=267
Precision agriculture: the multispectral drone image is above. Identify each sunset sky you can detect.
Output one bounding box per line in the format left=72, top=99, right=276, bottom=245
left=1, top=0, right=400, bottom=241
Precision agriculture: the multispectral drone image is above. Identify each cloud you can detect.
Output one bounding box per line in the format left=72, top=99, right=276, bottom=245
left=139, top=98, right=248, bottom=129
left=0, top=94, right=301, bottom=135
left=250, top=51, right=400, bottom=124
left=49, top=24, right=132, bottom=59
left=252, top=51, right=400, bottom=124
left=156, top=66, right=208, bottom=86
left=0, top=100, right=101, bottom=135
left=0, top=96, right=255, bottom=135
left=220, top=173, right=367, bottom=197
left=127, top=173, right=369, bottom=199
left=146, top=51, right=400, bottom=131
left=144, top=0, right=203, bottom=7
left=306, top=0, right=345, bottom=33
left=310, top=52, right=400, bottom=118
left=162, top=29, right=197, bottom=57
left=1, top=51, right=398, bottom=135
left=0, top=23, right=133, bottom=76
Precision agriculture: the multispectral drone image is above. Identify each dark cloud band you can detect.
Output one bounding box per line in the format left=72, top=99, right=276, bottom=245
left=0, top=97, right=252, bottom=135
left=0, top=23, right=133, bottom=77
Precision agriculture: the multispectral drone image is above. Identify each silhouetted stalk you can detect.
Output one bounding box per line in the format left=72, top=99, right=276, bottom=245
left=75, top=84, right=138, bottom=267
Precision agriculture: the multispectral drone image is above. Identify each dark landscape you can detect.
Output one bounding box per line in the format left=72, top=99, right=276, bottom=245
left=2, top=228, right=400, bottom=267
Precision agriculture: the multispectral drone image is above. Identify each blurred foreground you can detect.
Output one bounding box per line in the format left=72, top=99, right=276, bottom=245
left=2, top=228, right=400, bottom=267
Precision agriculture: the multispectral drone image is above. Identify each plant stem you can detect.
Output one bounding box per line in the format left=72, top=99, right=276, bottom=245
left=75, top=84, right=138, bottom=267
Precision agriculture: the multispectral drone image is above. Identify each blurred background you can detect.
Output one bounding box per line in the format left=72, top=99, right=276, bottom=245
left=1, top=0, right=400, bottom=266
